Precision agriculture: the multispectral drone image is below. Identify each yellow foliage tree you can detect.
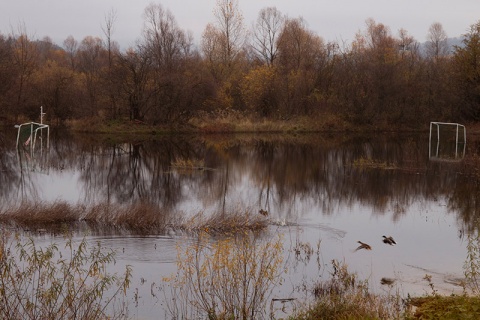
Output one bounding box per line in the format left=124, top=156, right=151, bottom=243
left=240, top=65, right=277, bottom=117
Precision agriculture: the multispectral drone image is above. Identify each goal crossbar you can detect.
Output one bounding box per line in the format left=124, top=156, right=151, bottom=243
left=429, top=122, right=466, bottom=161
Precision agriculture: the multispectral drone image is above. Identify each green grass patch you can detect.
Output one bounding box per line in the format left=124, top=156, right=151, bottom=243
left=407, top=295, right=480, bottom=319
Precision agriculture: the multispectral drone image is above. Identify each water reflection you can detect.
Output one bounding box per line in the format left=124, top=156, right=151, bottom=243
left=1, top=130, right=480, bottom=317
left=0, top=131, right=478, bottom=230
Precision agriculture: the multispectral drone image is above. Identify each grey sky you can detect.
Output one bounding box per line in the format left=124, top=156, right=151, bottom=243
left=1, top=0, right=479, bottom=50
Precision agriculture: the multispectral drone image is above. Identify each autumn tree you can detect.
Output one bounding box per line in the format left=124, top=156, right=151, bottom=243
left=9, top=24, right=39, bottom=121
left=31, top=59, right=76, bottom=124
left=212, top=0, right=246, bottom=69
left=240, top=65, right=277, bottom=116
left=423, top=23, right=454, bottom=120
left=76, top=36, right=106, bottom=117
left=201, top=0, right=247, bottom=110
left=141, top=3, right=199, bottom=123
left=202, top=23, right=224, bottom=81
left=276, top=17, right=326, bottom=116
left=394, top=28, right=427, bottom=122
left=452, top=21, right=480, bottom=120
left=0, top=34, right=15, bottom=116
left=339, top=19, right=402, bottom=124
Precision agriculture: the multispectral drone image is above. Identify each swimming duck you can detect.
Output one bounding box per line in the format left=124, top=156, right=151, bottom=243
left=380, top=277, right=395, bottom=286
left=355, top=241, right=372, bottom=251
left=382, top=236, right=396, bottom=246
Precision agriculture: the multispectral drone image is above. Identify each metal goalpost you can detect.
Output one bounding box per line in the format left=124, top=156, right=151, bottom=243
left=429, top=122, right=466, bottom=161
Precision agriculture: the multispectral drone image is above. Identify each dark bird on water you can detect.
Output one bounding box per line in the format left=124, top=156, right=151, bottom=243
left=381, top=277, right=396, bottom=286
left=382, top=235, right=397, bottom=246
left=355, top=241, right=372, bottom=252
left=259, top=209, right=268, bottom=216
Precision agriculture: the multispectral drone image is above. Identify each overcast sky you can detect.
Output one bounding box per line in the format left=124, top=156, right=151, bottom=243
left=1, top=0, right=479, bottom=50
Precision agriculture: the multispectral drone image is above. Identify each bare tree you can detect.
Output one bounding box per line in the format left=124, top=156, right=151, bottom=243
left=398, top=29, right=415, bottom=52
left=251, top=7, right=284, bottom=65
left=426, top=22, right=449, bottom=61
left=63, top=35, right=78, bottom=71
left=102, top=8, right=121, bottom=119
left=212, top=0, right=246, bottom=66
left=141, top=3, right=197, bottom=123
left=102, top=8, right=118, bottom=67
left=142, top=3, right=191, bottom=71
left=77, top=36, right=105, bottom=117
left=117, top=47, right=152, bottom=121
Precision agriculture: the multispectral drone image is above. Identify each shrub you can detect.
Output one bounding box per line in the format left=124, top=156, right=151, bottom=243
left=163, top=231, right=284, bottom=319
left=0, top=231, right=131, bottom=319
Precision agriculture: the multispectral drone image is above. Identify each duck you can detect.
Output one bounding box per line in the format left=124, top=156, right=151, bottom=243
left=355, top=241, right=372, bottom=251
left=259, top=209, right=268, bottom=216
left=382, top=235, right=396, bottom=246
left=380, top=277, right=396, bottom=286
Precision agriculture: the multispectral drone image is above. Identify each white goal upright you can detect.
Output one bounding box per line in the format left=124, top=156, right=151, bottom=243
left=429, top=122, right=466, bottom=161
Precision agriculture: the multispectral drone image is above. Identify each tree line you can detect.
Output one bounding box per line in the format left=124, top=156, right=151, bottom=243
left=1, top=0, right=480, bottom=128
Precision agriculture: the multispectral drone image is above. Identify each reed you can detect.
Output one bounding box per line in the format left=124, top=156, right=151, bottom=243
left=182, top=209, right=269, bottom=234
left=0, top=201, right=269, bottom=234
left=0, top=200, right=81, bottom=224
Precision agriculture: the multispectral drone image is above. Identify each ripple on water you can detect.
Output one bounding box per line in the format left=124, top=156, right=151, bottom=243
left=86, top=235, right=180, bottom=264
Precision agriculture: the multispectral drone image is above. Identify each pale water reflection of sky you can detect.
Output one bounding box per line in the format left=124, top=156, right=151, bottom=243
left=18, top=164, right=468, bottom=297
left=5, top=132, right=472, bottom=318
left=17, top=166, right=468, bottom=319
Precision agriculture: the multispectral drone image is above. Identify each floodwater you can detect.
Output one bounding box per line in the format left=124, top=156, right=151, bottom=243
left=0, top=128, right=477, bottom=319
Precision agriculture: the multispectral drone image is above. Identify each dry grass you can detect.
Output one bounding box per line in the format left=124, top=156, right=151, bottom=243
left=353, top=157, right=397, bottom=170
left=170, top=157, right=208, bottom=174
left=0, top=201, right=81, bottom=224
left=82, top=202, right=172, bottom=231
left=0, top=201, right=269, bottom=234
left=189, top=110, right=350, bottom=133
left=181, top=209, right=269, bottom=234
left=293, top=260, right=404, bottom=320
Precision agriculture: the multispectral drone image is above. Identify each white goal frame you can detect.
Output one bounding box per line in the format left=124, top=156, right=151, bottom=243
left=429, top=122, right=466, bottom=161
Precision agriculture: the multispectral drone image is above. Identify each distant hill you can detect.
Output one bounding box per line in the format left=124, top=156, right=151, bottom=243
left=418, top=36, right=465, bottom=56
left=447, top=36, right=465, bottom=49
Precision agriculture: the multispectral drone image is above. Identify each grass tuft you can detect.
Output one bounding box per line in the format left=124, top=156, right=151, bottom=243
left=182, top=209, right=269, bottom=234
left=293, top=260, right=403, bottom=320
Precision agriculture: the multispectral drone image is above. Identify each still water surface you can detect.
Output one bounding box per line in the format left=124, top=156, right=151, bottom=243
left=0, top=129, right=476, bottom=318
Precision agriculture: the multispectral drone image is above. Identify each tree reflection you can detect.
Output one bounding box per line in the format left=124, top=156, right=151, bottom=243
left=1, top=132, right=480, bottom=231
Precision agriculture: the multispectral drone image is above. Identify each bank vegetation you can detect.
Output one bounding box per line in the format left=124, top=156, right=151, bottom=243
left=1, top=1, right=480, bottom=133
